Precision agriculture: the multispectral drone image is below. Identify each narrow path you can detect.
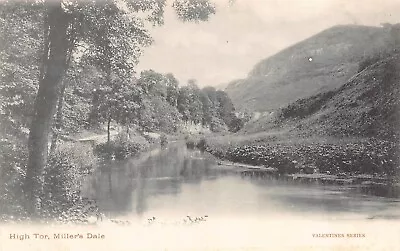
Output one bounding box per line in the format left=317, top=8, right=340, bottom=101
left=77, top=131, right=118, bottom=143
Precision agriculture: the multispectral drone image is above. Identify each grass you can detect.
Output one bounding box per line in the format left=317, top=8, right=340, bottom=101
left=203, top=132, right=399, bottom=178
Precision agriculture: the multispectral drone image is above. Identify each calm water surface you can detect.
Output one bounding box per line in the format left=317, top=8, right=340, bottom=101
left=81, top=142, right=400, bottom=221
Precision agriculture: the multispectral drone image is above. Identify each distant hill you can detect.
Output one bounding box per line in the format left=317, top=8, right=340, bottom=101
left=226, top=25, right=397, bottom=112
left=244, top=52, right=400, bottom=140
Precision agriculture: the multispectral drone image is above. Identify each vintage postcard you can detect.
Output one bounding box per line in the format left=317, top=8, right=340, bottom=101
left=1, top=0, right=400, bottom=250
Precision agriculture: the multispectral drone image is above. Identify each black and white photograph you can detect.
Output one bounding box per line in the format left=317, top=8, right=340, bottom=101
left=1, top=0, right=400, bottom=250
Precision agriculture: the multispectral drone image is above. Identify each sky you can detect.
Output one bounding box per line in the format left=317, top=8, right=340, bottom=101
left=136, top=0, right=400, bottom=88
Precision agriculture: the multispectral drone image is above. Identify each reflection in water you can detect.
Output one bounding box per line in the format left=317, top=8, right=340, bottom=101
left=81, top=142, right=400, bottom=220
left=82, top=142, right=220, bottom=218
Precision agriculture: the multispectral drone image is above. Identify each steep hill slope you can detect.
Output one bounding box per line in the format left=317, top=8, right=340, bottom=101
left=226, top=25, right=396, bottom=112
left=245, top=53, right=400, bottom=140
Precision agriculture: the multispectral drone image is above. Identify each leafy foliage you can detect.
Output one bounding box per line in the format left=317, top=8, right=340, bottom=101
left=173, top=0, right=216, bottom=22
left=0, top=1, right=44, bottom=220
left=88, top=68, right=241, bottom=134
left=0, top=1, right=42, bottom=136
left=40, top=142, right=97, bottom=219
left=94, top=138, right=142, bottom=160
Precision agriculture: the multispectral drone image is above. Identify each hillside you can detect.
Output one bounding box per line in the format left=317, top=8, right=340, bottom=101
left=225, top=25, right=396, bottom=112
left=244, top=53, right=400, bottom=140
left=203, top=53, right=400, bottom=179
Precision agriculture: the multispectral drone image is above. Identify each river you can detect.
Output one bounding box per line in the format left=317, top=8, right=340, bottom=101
left=81, top=141, right=400, bottom=222
left=2, top=142, right=400, bottom=251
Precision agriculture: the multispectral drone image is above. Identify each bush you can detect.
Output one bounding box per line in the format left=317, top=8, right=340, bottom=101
left=0, top=138, right=29, bottom=220
left=41, top=143, right=97, bottom=219
left=196, top=138, right=207, bottom=151
left=0, top=136, right=99, bottom=221
left=160, top=134, right=168, bottom=146
left=186, top=140, right=196, bottom=149
left=228, top=117, right=245, bottom=133
left=279, top=91, right=335, bottom=120
left=185, top=135, right=196, bottom=149
left=41, top=152, right=82, bottom=218
left=94, top=140, right=142, bottom=160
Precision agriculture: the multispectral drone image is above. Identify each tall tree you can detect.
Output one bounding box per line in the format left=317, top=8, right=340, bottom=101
left=187, top=79, right=203, bottom=124
left=138, top=70, right=167, bottom=97
left=24, top=0, right=71, bottom=215
left=165, top=73, right=179, bottom=107
left=177, top=86, right=191, bottom=122
left=199, top=91, right=212, bottom=126
left=216, top=90, right=238, bottom=131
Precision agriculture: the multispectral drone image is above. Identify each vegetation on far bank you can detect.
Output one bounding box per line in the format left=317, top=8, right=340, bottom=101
left=202, top=134, right=399, bottom=179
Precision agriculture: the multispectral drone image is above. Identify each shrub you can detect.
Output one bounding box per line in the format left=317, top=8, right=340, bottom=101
left=228, top=117, right=244, bottom=133
left=160, top=134, right=168, bottom=146
left=94, top=136, right=142, bottom=160
left=279, top=91, right=335, bottom=120
left=41, top=143, right=98, bottom=219
left=196, top=138, right=207, bottom=151
left=0, top=138, right=29, bottom=220
left=186, top=140, right=196, bottom=149
left=185, top=135, right=196, bottom=149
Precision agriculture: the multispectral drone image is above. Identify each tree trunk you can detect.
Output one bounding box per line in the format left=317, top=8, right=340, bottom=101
left=49, top=37, right=73, bottom=155
left=23, top=1, right=70, bottom=216
left=108, top=172, right=112, bottom=195
left=106, top=69, right=112, bottom=145
left=38, top=11, right=49, bottom=83
left=107, top=117, right=111, bottom=144
left=49, top=80, right=67, bottom=154
left=126, top=124, right=130, bottom=140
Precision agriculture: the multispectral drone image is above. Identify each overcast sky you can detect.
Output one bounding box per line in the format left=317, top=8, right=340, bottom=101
left=136, top=0, right=400, bottom=87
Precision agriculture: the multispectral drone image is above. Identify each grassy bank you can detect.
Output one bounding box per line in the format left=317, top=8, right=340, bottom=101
left=202, top=133, right=400, bottom=180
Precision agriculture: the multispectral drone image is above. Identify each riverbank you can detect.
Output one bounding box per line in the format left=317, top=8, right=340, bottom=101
left=198, top=133, right=400, bottom=192
left=0, top=127, right=164, bottom=223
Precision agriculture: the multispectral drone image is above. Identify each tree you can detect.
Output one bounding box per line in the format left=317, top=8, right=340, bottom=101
left=216, top=90, right=239, bottom=132
left=89, top=69, right=146, bottom=142
left=186, top=80, right=203, bottom=124
left=177, top=86, right=192, bottom=122
left=134, top=70, right=182, bottom=132
left=165, top=73, right=179, bottom=107
left=201, top=86, right=219, bottom=127
left=199, top=91, right=212, bottom=126
left=24, top=0, right=71, bottom=215
left=138, top=70, right=167, bottom=98
left=173, top=0, right=216, bottom=22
